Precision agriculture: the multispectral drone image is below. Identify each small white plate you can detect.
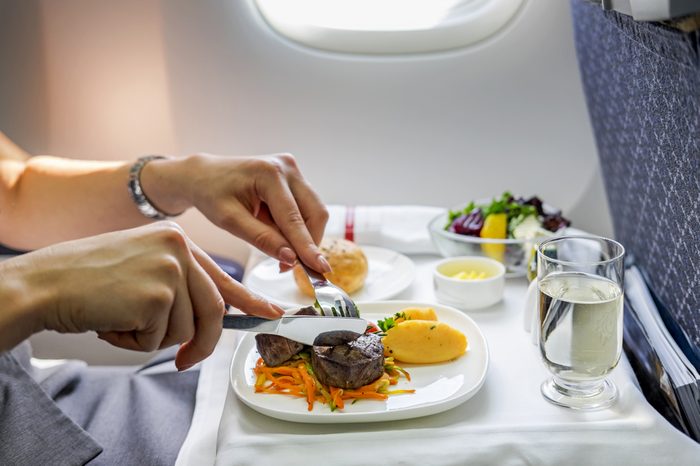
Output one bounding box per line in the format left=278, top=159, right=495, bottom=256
left=243, top=246, right=415, bottom=308
left=230, top=300, right=489, bottom=423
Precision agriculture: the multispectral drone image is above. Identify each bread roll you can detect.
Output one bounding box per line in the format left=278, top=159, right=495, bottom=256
left=293, top=238, right=368, bottom=297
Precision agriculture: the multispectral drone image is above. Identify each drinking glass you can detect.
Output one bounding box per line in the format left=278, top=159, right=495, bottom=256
left=536, top=235, right=625, bottom=410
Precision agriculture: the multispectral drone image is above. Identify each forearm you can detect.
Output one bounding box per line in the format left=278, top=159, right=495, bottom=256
left=0, top=258, right=46, bottom=352
left=0, top=131, right=30, bottom=161
left=0, top=156, right=192, bottom=249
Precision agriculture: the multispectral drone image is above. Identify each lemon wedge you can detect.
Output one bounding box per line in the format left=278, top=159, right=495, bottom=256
left=480, top=213, right=507, bottom=262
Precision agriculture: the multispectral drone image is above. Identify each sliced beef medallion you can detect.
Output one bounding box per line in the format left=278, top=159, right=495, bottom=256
left=255, top=306, right=318, bottom=367
left=255, top=335, right=304, bottom=367
left=311, top=333, right=384, bottom=390
left=313, top=330, right=362, bottom=347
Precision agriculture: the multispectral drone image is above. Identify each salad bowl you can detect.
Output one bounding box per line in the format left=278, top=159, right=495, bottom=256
left=429, top=214, right=530, bottom=277
left=428, top=193, right=571, bottom=277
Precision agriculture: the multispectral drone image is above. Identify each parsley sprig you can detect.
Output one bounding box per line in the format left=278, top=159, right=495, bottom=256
left=377, top=311, right=408, bottom=333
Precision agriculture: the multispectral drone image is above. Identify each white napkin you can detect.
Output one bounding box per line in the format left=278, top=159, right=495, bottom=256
left=324, top=205, right=443, bottom=255
left=175, top=331, right=237, bottom=466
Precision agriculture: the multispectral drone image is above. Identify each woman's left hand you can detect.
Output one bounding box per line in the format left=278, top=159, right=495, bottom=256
left=142, top=153, right=331, bottom=274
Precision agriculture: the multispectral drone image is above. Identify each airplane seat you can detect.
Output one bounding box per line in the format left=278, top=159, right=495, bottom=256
left=571, top=0, right=700, bottom=379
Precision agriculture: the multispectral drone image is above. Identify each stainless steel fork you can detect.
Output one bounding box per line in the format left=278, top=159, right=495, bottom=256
left=300, top=262, right=360, bottom=318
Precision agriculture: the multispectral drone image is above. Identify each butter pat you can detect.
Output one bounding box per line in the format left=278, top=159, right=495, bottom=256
left=451, top=270, right=487, bottom=280
left=434, top=256, right=506, bottom=310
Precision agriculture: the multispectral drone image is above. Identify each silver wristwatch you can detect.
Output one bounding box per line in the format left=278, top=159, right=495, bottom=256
left=127, top=155, right=169, bottom=220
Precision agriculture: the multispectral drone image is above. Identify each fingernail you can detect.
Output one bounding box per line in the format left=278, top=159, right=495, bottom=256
left=279, top=247, right=297, bottom=265
left=270, top=303, right=285, bottom=316
left=178, top=363, right=194, bottom=372
left=318, top=255, right=332, bottom=274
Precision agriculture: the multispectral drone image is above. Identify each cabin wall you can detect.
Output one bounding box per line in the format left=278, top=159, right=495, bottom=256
left=0, top=0, right=614, bottom=363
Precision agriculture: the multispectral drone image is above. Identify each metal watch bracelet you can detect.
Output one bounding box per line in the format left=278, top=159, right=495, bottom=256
left=127, top=155, right=171, bottom=220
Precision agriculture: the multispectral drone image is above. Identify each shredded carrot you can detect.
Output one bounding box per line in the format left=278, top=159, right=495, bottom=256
left=252, top=353, right=413, bottom=412
left=297, top=363, right=316, bottom=411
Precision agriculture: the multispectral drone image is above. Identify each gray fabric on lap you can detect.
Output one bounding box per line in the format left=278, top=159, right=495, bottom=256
left=1, top=341, right=198, bottom=466
left=0, top=342, right=102, bottom=465
left=51, top=353, right=198, bottom=466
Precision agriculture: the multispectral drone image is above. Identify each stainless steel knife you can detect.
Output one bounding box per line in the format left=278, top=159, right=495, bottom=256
left=222, top=314, right=367, bottom=345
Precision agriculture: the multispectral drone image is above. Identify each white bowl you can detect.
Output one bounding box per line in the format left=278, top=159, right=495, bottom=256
left=433, top=256, right=506, bottom=310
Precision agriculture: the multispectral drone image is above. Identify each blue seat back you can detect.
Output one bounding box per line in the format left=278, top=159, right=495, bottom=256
left=571, top=1, right=700, bottom=352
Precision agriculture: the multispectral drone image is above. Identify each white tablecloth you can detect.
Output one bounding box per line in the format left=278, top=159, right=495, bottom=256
left=177, top=253, right=700, bottom=466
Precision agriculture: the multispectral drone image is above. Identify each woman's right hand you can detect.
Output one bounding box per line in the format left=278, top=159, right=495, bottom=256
left=3, top=222, right=282, bottom=370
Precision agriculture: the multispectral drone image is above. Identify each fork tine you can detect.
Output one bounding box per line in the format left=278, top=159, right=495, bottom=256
left=341, top=296, right=357, bottom=318
left=334, top=298, right=345, bottom=317
left=302, top=262, right=359, bottom=319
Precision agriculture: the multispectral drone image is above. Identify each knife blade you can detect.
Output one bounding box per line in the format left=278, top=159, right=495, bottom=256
left=222, top=314, right=367, bottom=345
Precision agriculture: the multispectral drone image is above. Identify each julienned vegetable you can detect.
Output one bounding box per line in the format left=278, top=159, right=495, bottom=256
left=253, top=352, right=414, bottom=412
left=445, top=191, right=571, bottom=239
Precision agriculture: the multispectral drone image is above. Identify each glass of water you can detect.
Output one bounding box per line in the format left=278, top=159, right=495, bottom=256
left=537, top=235, right=625, bottom=410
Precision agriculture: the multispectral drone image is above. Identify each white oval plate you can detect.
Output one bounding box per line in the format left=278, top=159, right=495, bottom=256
left=243, top=246, right=415, bottom=308
left=230, top=300, right=489, bottom=423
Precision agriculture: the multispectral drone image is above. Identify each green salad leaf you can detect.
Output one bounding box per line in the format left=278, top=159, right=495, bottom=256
left=446, top=191, right=539, bottom=238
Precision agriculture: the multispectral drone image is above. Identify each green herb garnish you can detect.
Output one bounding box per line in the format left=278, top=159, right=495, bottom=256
left=378, top=311, right=411, bottom=332
left=377, top=316, right=396, bottom=332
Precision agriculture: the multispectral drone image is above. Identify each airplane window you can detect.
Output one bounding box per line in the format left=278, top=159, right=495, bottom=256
left=254, top=0, right=525, bottom=54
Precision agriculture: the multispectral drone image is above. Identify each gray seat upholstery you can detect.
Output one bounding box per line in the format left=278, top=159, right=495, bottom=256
left=571, top=0, right=700, bottom=356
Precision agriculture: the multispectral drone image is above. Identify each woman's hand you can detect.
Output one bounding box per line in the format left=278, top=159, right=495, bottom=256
left=0, top=222, right=283, bottom=370
left=141, top=153, right=330, bottom=274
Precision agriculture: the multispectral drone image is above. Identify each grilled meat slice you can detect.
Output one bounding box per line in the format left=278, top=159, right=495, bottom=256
left=255, top=306, right=318, bottom=366
left=313, top=330, right=362, bottom=347
left=311, top=333, right=384, bottom=389
left=255, top=334, right=304, bottom=367
left=293, top=306, right=319, bottom=317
